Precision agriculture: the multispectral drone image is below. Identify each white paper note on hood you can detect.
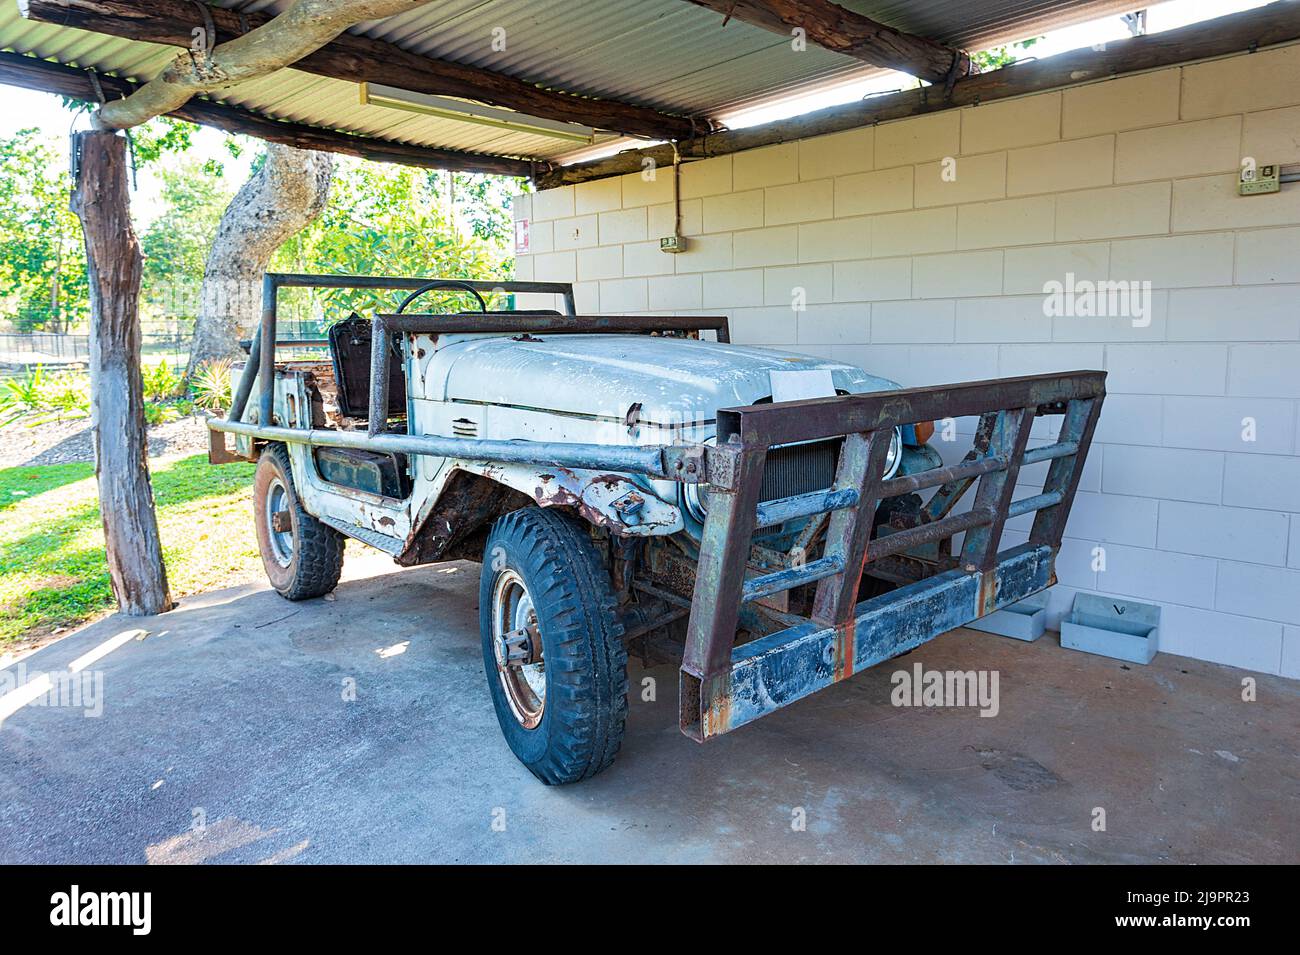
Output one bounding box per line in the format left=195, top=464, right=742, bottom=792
left=769, top=369, right=836, bottom=404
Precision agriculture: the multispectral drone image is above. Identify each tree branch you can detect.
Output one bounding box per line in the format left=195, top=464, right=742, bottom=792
left=681, top=0, right=969, bottom=84
left=0, top=52, right=534, bottom=176
left=19, top=0, right=697, bottom=140
left=64, top=0, right=436, bottom=129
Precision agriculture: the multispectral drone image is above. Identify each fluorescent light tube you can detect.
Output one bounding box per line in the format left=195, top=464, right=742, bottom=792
left=360, top=83, right=596, bottom=143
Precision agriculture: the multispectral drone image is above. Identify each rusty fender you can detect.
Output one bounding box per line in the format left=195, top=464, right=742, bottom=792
left=469, top=462, right=683, bottom=536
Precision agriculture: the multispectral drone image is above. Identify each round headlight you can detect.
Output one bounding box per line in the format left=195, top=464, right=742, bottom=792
left=882, top=427, right=903, bottom=480
left=682, top=481, right=710, bottom=523
left=680, top=435, right=716, bottom=523
left=681, top=430, right=901, bottom=523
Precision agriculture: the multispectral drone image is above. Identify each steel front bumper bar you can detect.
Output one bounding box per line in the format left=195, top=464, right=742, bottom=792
left=682, top=543, right=1057, bottom=740
left=679, top=370, right=1106, bottom=741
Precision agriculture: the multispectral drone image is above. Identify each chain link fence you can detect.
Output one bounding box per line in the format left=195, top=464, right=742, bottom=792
left=0, top=318, right=329, bottom=376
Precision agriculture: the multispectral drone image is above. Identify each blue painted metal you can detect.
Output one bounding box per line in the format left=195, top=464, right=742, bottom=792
left=879, top=454, right=1005, bottom=499
left=742, top=555, right=846, bottom=602
left=967, top=590, right=1049, bottom=642
left=1021, top=440, right=1079, bottom=466
left=898, top=442, right=943, bottom=478
left=869, top=506, right=993, bottom=562
left=754, top=487, right=858, bottom=528
left=1030, top=397, right=1100, bottom=549
left=960, top=407, right=1033, bottom=574
left=1007, top=490, right=1063, bottom=518
left=682, top=543, right=1057, bottom=740
left=811, top=429, right=893, bottom=625
left=921, top=411, right=998, bottom=524
left=1061, top=594, right=1160, bottom=664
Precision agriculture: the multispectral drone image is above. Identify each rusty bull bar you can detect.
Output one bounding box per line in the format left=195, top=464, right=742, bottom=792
left=679, top=371, right=1105, bottom=741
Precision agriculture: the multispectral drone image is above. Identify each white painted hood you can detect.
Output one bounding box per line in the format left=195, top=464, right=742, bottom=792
left=434, top=334, right=900, bottom=423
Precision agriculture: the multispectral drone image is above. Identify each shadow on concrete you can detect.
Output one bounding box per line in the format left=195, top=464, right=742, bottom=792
left=2, top=559, right=1296, bottom=864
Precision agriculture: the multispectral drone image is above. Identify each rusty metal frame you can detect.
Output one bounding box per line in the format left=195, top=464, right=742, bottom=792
left=225, top=271, right=729, bottom=442
left=373, top=312, right=731, bottom=339
left=679, top=371, right=1106, bottom=741
left=206, top=425, right=248, bottom=464
left=230, top=273, right=581, bottom=427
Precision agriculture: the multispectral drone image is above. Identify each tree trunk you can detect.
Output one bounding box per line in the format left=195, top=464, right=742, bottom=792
left=187, top=144, right=333, bottom=376
left=70, top=130, right=173, bottom=616
left=50, top=234, right=63, bottom=334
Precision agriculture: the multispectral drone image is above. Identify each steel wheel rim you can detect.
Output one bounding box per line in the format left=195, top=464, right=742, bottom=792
left=265, top=478, right=294, bottom=567
left=491, top=569, right=546, bottom=729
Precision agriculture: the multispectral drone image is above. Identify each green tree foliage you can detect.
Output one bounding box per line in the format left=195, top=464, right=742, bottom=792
left=1, top=114, right=521, bottom=332
left=427, top=169, right=518, bottom=245
left=0, top=117, right=206, bottom=332
left=128, top=117, right=196, bottom=166
left=971, top=37, right=1042, bottom=72
left=0, top=129, right=87, bottom=332
left=141, top=161, right=234, bottom=319
left=272, top=159, right=523, bottom=320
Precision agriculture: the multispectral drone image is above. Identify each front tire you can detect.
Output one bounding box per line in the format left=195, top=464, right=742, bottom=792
left=253, top=444, right=345, bottom=600
left=480, top=508, right=628, bottom=784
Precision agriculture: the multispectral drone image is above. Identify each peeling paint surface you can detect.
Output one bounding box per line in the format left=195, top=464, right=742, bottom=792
left=519, top=463, right=683, bottom=535
left=691, top=545, right=1056, bottom=740
left=436, top=334, right=899, bottom=423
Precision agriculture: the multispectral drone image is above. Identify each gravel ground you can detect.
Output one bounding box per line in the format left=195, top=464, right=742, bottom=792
left=0, top=414, right=213, bottom=468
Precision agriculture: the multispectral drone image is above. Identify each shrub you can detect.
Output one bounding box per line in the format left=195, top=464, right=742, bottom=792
left=142, top=362, right=183, bottom=402
left=0, top=366, right=48, bottom=424
left=0, top=366, right=90, bottom=425
left=42, top=372, right=91, bottom=419
left=190, top=359, right=233, bottom=411
left=144, top=402, right=179, bottom=426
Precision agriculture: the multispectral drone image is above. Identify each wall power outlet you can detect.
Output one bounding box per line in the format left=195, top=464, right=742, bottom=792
left=1239, top=164, right=1281, bottom=195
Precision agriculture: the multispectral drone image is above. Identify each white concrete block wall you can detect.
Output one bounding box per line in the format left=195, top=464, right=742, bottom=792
left=513, top=44, right=1300, bottom=678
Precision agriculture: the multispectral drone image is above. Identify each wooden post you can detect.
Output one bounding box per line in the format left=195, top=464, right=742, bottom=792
left=70, top=130, right=173, bottom=616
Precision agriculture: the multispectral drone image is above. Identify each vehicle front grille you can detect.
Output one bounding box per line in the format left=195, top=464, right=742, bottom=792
left=759, top=439, right=841, bottom=503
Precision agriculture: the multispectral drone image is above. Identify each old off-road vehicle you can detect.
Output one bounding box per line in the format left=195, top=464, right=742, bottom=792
left=209, top=274, right=1105, bottom=784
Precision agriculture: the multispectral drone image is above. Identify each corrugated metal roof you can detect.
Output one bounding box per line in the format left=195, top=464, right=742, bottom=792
left=217, top=0, right=1145, bottom=114
left=851, top=0, right=1144, bottom=47
left=1, top=0, right=1146, bottom=165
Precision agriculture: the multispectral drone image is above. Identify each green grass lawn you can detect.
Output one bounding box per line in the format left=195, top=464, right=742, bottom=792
left=0, top=455, right=260, bottom=643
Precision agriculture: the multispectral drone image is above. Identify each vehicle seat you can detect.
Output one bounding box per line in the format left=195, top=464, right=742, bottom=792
left=327, top=313, right=406, bottom=422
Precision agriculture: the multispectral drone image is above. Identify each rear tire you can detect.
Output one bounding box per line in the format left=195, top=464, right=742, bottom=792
left=253, top=444, right=345, bottom=600
left=480, top=508, right=628, bottom=784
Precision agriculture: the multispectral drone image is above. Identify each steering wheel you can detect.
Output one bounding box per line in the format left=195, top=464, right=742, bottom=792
left=395, top=280, right=490, bottom=315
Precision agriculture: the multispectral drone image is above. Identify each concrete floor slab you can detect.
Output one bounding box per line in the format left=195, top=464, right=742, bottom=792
left=2, top=556, right=1297, bottom=864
